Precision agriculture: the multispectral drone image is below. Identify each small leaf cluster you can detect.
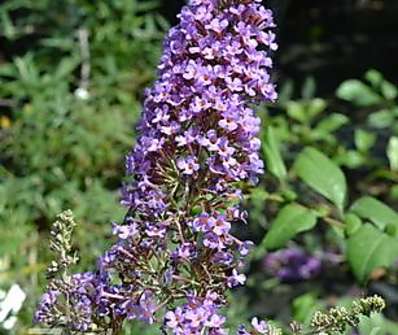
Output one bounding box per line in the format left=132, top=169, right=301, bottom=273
left=0, top=1, right=165, bottom=333
left=248, top=71, right=398, bottom=286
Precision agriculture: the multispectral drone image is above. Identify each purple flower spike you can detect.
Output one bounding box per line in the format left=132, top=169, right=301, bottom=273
left=35, top=0, right=277, bottom=333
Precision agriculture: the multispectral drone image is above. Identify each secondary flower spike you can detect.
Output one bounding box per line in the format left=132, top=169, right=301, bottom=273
left=35, top=0, right=277, bottom=334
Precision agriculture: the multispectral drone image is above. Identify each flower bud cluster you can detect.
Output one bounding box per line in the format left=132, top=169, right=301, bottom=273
left=310, top=295, right=386, bottom=335
left=34, top=211, right=99, bottom=332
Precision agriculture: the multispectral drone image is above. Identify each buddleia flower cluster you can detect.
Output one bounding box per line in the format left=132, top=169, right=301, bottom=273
left=263, top=248, right=322, bottom=283
left=34, top=211, right=98, bottom=332
left=237, top=318, right=282, bottom=335
left=35, top=0, right=278, bottom=333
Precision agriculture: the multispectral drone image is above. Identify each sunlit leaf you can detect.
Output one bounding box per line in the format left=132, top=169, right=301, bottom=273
left=263, top=203, right=318, bottom=250
left=294, top=147, right=347, bottom=211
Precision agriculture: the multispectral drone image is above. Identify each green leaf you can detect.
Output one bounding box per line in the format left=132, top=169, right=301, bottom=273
left=262, top=126, right=287, bottom=181
left=337, top=79, right=382, bottom=107
left=301, top=76, right=316, bottom=100
left=347, top=224, right=398, bottom=283
left=0, top=10, right=16, bottom=39
left=307, top=98, right=327, bottom=119
left=263, top=203, right=318, bottom=250
left=278, top=80, right=294, bottom=104
left=385, top=223, right=398, bottom=237
left=354, top=129, right=376, bottom=152
left=344, top=213, right=362, bottom=237
left=294, top=147, right=347, bottom=211
left=358, top=314, right=394, bottom=335
left=391, top=185, right=398, bottom=201
left=387, top=137, right=398, bottom=171
left=54, top=56, right=80, bottom=80
left=286, top=101, right=306, bottom=123
left=381, top=80, right=398, bottom=100
left=368, top=109, right=395, bottom=129
left=315, top=113, right=349, bottom=133
left=335, top=149, right=365, bottom=169
left=350, top=196, right=398, bottom=230
left=293, top=293, right=321, bottom=324
left=365, top=69, right=383, bottom=88
left=359, top=314, right=398, bottom=335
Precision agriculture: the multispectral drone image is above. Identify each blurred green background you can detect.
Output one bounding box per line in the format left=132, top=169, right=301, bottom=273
left=0, top=0, right=397, bottom=334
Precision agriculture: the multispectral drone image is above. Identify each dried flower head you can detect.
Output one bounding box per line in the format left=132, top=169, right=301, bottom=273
left=310, top=295, right=386, bottom=335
